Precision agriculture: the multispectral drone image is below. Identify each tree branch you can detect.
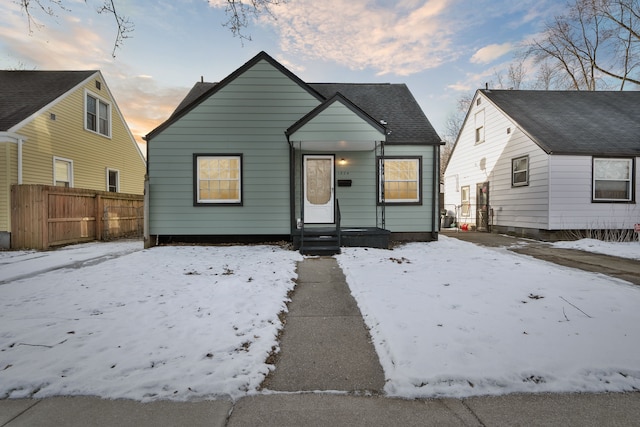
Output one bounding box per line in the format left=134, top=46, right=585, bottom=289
left=96, top=0, right=134, bottom=58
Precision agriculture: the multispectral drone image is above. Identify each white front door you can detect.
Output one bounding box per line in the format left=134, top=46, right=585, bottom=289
left=304, top=155, right=334, bottom=224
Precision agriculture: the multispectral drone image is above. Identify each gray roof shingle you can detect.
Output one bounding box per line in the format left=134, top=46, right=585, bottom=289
left=155, top=52, right=441, bottom=145
left=0, top=70, right=96, bottom=131
left=309, top=83, right=441, bottom=145
left=481, top=89, right=640, bottom=156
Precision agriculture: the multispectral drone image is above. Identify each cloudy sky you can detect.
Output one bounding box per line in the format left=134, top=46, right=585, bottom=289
left=0, top=0, right=564, bottom=151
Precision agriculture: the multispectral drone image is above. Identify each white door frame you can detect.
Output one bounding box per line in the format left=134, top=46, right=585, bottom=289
left=303, top=154, right=335, bottom=224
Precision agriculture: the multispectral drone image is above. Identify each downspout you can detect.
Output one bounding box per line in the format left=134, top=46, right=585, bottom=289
left=432, top=144, right=439, bottom=239
left=286, top=134, right=296, bottom=235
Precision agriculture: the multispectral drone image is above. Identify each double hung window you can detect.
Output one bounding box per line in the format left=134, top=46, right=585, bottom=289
left=107, top=169, right=119, bottom=192
left=512, top=156, right=529, bottom=187
left=593, top=158, right=634, bottom=202
left=86, top=91, right=111, bottom=137
left=378, top=157, right=421, bottom=204
left=54, top=157, right=73, bottom=187
left=195, top=155, right=242, bottom=205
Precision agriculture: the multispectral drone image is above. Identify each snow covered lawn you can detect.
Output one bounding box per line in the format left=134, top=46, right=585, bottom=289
left=1, top=236, right=640, bottom=401
left=337, top=237, right=640, bottom=398
left=0, top=244, right=301, bottom=401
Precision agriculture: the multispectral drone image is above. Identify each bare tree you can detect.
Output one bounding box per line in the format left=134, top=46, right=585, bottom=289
left=17, top=0, right=285, bottom=56
left=493, top=58, right=529, bottom=89
left=527, top=0, right=640, bottom=90
left=223, top=0, right=285, bottom=42
left=441, top=92, right=473, bottom=177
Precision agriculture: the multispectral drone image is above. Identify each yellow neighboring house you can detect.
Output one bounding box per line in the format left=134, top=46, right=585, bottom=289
left=0, top=70, right=146, bottom=248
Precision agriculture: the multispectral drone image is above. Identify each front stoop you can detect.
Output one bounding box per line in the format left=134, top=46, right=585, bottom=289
left=298, top=228, right=341, bottom=256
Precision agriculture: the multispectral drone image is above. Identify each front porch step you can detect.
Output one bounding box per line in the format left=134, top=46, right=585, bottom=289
left=299, top=229, right=341, bottom=255
left=292, top=227, right=390, bottom=252
left=299, top=245, right=341, bottom=256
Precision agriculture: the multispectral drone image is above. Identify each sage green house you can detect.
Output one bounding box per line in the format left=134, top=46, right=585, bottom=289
left=145, top=52, right=442, bottom=253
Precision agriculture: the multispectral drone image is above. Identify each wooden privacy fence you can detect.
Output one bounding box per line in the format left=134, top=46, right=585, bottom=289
left=11, top=184, right=144, bottom=250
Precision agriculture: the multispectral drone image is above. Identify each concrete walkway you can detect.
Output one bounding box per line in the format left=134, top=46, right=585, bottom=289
left=261, top=257, right=385, bottom=393
left=2, top=255, right=640, bottom=426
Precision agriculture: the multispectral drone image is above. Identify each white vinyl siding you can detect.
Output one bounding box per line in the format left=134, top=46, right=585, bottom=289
left=445, top=90, right=640, bottom=233
left=549, top=156, right=640, bottom=229
left=444, top=93, right=549, bottom=230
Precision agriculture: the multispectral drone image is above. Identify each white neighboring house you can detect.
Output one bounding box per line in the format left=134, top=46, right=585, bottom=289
left=443, top=89, right=640, bottom=240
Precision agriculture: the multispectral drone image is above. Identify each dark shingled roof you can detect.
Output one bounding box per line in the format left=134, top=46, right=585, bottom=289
left=168, top=81, right=442, bottom=145
left=309, top=83, right=441, bottom=145
left=480, top=89, right=640, bottom=156
left=0, top=70, right=96, bottom=131
left=150, top=51, right=441, bottom=144
left=170, top=81, right=216, bottom=118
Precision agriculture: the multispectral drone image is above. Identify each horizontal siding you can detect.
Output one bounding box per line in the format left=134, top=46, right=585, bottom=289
left=148, top=59, right=321, bottom=235
left=14, top=75, right=145, bottom=196
left=549, top=155, right=640, bottom=229
left=444, top=93, right=550, bottom=229
left=289, top=102, right=385, bottom=142
left=293, top=146, right=436, bottom=232
left=295, top=151, right=378, bottom=227
left=383, top=145, right=436, bottom=232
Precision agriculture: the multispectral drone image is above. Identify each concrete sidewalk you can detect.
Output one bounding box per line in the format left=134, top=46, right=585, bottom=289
left=2, top=255, right=640, bottom=426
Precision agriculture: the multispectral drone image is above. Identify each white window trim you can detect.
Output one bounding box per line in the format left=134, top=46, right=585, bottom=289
left=196, top=155, right=242, bottom=205
left=461, top=185, right=470, bottom=217
left=84, top=89, right=112, bottom=138
left=53, top=156, right=74, bottom=187
left=592, top=157, right=633, bottom=202
left=106, top=168, right=120, bottom=192
left=378, top=157, right=421, bottom=204
left=512, top=155, right=529, bottom=187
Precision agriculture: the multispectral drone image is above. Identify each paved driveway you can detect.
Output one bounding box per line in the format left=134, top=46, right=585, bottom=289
left=442, top=230, right=640, bottom=285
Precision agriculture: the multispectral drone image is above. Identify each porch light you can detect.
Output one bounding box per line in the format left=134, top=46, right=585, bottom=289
left=338, top=158, right=347, bottom=166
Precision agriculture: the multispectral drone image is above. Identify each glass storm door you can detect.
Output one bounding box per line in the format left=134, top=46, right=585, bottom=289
left=304, top=155, right=334, bottom=224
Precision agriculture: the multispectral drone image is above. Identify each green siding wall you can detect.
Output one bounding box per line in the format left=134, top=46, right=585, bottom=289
left=383, top=145, right=436, bottom=232
left=289, top=102, right=385, bottom=142
left=148, top=60, right=320, bottom=235
left=293, top=145, right=437, bottom=232
left=294, top=150, right=378, bottom=228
